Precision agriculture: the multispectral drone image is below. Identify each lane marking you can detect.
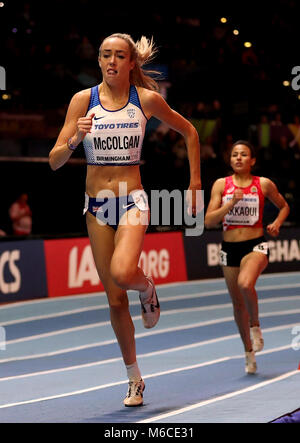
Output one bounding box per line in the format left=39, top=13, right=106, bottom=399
left=2, top=292, right=300, bottom=327
left=0, top=348, right=298, bottom=410
left=3, top=307, right=300, bottom=348
left=0, top=272, right=298, bottom=313
left=0, top=324, right=297, bottom=376
left=137, top=370, right=300, bottom=423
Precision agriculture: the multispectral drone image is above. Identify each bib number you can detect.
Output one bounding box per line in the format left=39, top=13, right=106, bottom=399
left=253, top=241, right=268, bottom=255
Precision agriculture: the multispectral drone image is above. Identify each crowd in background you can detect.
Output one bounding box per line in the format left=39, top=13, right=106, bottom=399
left=0, top=1, right=299, bottom=236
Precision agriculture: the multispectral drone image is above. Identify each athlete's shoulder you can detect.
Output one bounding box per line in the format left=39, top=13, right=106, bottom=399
left=259, top=176, right=277, bottom=194
left=259, top=176, right=271, bottom=184
left=259, top=176, right=273, bottom=188
left=135, top=87, right=163, bottom=119
left=137, top=87, right=164, bottom=103
left=67, top=88, right=92, bottom=114
left=71, top=88, right=91, bottom=103
left=212, top=177, right=226, bottom=192
left=215, top=177, right=227, bottom=184
left=215, top=177, right=227, bottom=186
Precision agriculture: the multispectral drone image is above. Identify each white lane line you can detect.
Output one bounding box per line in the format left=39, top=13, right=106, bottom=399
left=0, top=357, right=233, bottom=409
left=3, top=305, right=300, bottom=348
left=0, top=291, right=107, bottom=310
left=2, top=282, right=300, bottom=327
left=1, top=290, right=229, bottom=326
left=0, top=304, right=108, bottom=326
left=0, top=323, right=297, bottom=377
left=137, top=370, right=300, bottom=423
left=257, top=271, right=300, bottom=279
left=0, top=278, right=221, bottom=312
left=0, top=273, right=299, bottom=318
left=158, top=297, right=300, bottom=318
left=0, top=290, right=229, bottom=326
left=2, top=290, right=300, bottom=327
left=0, top=270, right=298, bottom=313
left=0, top=345, right=298, bottom=410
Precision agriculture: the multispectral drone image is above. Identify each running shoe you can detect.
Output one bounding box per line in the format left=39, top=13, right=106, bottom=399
left=245, top=350, right=257, bottom=374
left=139, top=276, right=160, bottom=329
left=250, top=326, right=264, bottom=352
left=123, top=379, right=145, bottom=407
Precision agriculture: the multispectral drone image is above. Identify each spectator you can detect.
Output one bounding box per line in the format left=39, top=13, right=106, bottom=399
left=258, top=114, right=270, bottom=149
left=289, top=115, right=300, bottom=149
left=9, top=193, right=32, bottom=236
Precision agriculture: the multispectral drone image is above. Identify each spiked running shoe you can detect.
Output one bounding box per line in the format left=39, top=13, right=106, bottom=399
left=245, top=350, right=257, bottom=374
left=123, top=379, right=145, bottom=407
left=139, top=277, right=160, bottom=329
left=250, top=326, right=264, bottom=352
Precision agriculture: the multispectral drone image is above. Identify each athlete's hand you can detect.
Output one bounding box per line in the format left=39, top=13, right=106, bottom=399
left=231, top=188, right=244, bottom=206
left=267, top=222, right=280, bottom=237
left=187, top=182, right=203, bottom=216
left=72, top=113, right=95, bottom=145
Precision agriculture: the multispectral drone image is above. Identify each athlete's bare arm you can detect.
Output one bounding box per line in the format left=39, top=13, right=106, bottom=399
left=260, top=177, right=290, bottom=237
left=49, top=90, right=91, bottom=170
left=139, top=88, right=201, bottom=214
left=140, top=89, right=200, bottom=185
left=205, top=178, right=244, bottom=228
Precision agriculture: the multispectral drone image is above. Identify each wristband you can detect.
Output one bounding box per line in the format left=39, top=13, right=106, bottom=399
left=67, top=138, right=77, bottom=151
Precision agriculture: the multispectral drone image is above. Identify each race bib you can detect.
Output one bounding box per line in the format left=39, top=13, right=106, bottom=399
left=253, top=241, right=269, bottom=255
left=219, top=250, right=228, bottom=266
left=223, top=193, right=259, bottom=226
left=91, top=118, right=143, bottom=165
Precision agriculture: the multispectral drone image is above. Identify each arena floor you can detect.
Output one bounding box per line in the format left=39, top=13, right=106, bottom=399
left=0, top=272, right=299, bottom=423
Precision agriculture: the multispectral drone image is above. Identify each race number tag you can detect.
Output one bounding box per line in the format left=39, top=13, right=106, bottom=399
left=219, top=250, right=228, bottom=266
left=91, top=118, right=143, bottom=165
left=253, top=241, right=269, bottom=255
left=223, top=193, right=259, bottom=226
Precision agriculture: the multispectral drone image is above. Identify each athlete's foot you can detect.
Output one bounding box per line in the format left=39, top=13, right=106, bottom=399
left=245, top=350, right=257, bottom=374
left=139, top=276, right=160, bottom=329
left=123, top=379, right=145, bottom=407
left=250, top=326, right=264, bottom=352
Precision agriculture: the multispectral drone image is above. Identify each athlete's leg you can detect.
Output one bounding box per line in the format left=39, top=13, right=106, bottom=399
left=238, top=251, right=268, bottom=327
left=111, top=207, right=160, bottom=329
left=110, top=207, right=149, bottom=291
left=86, top=212, right=136, bottom=366
left=222, top=266, right=252, bottom=352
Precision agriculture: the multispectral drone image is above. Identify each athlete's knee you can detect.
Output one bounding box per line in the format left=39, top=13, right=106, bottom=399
left=237, top=276, right=254, bottom=294
left=108, top=291, right=129, bottom=310
left=110, top=262, right=136, bottom=289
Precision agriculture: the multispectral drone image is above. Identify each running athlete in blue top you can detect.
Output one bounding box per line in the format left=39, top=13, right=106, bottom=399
left=49, top=33, right=201, bottom=407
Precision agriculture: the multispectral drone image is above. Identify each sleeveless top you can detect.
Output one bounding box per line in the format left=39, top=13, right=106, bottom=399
left=221, top=175, right=264, bottom=231
left=83, top=84, right=147, bottom=166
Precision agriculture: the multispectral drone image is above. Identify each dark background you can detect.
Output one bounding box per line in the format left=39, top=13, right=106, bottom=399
left=0, top=0, right=299, bottom=237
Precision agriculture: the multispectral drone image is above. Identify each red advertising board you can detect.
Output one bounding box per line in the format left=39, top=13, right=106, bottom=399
left=44, top=232, right=187, bottom=297
left=44, top=237, right=103, bottom=297
left=139, top=232, right=187, bottom=285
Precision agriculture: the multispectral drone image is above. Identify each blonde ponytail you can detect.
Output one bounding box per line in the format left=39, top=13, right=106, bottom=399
left=99, top=33, right=161, bottom=91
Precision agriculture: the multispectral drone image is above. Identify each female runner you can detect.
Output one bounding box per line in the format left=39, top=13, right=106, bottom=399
left=205, top=140, right=289, bottom=373
left=49, top=33, right=201, bottom=405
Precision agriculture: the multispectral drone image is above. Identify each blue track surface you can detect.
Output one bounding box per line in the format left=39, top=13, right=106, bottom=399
left=0, top=272, right=299, bottom=423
